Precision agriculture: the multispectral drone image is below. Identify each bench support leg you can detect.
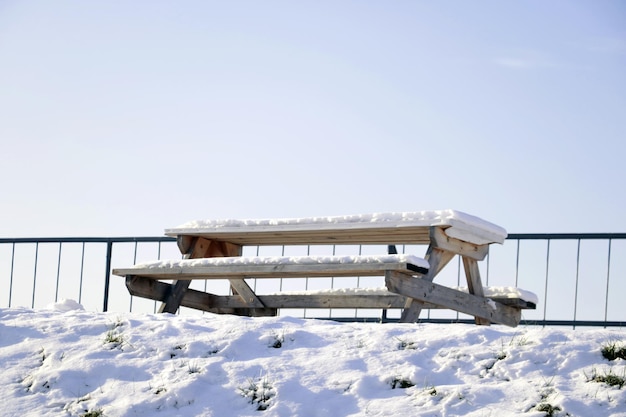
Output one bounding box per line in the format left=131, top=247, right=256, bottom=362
left=227, top=278, right=277, bottom=317
left=158, top=280, right=192, bottom=314
left=399, top=246, right=454, bottom=322
left=398, top=227, right=493, bottom=324
left=387, top=271, right=522, bottom=327
left=158, top=237, right=242, bottom=314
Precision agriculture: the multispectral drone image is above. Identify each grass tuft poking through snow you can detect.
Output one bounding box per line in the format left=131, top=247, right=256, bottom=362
left=239, top=376, right=276, bottom=411
left=103, top=329, right=124, bottom=348
left=267, top=329, right=289, bottom=349
left=601, top=340, right=626, bottom=361
left=535, top=402, right=562, bottom=416
left=390, top=376, right=414, bottom=389
left=186, top=361, right=202, bottom=374
left=396, top=337, right=417, bottom=350
left=586, top=367, right=626, bottom=389
left=80, top=409, right=103, bottom=417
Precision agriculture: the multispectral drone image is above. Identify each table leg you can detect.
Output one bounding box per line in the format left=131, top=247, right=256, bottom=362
left=462, top=256, right=490, bottom=325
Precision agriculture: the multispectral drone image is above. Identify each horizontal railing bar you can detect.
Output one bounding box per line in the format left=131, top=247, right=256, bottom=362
left=2, top=234, right=626, bottom=245
left=508, top=233, right=626, bottom=240
left=518, top=320, right=626, bottom=327
left=0, top=237, right=176, bottom=244
left=316, top=318, right=626, bottom=327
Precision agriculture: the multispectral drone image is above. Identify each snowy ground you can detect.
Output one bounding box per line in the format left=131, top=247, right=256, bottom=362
left=1, top=301, right=625, bottom=417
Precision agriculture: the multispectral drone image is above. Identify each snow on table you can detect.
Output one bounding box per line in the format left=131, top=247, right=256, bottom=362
left=165, top=209, right=507, bottom=245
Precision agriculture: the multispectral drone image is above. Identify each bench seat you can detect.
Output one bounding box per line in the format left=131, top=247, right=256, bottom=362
left=112, top=254, right=430, bottom=280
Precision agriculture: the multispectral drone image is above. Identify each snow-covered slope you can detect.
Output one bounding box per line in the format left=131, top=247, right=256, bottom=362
left=1, top=301, right=625, bottom=417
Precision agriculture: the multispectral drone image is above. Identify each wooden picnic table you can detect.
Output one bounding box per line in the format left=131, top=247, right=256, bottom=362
left=113, top=210, right=536, bottom=327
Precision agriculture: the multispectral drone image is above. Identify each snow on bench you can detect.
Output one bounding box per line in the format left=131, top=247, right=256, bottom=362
left=276, top=286, right=538, bottom=307
left=113, top=254, right=430, bottom=279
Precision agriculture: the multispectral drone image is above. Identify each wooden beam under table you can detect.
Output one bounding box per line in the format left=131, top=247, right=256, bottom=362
left=386, top=271, right=522, bottom=327
left=400, top=245, right=455, bottom=323
left=127, top=275, right=534, bottom=314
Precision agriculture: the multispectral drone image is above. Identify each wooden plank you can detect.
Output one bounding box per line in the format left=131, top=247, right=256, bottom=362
left=177, top=235, right=195, bottom=255
left=256, top=293, right=408, bottom=309
left=228, top=278, right=265, bottom=308
left=126, top=276, right=406, bottom=310
left=386, top=271, right=522, bottom=327
left=114, top=260, right=428, bottom=280
left=179, top=237, right=243, bottom=258
left=430, top=226, right=489, bottom=261
left=207, top=240, right=242, bottom=257
left=157, top=279, right=191, bottom=314
left=253, top=294, right=533, bottom=310
left=496, top=298, right=536, bottom=309
left=462, top=256, right=490, bottom=326
left=208, top=293, right=409, bottom=310
left=400, top=247, right=455, bottom=323
left=166, top=226, right=433, bottom=246
left=158, top=235, right=202, bottom=313
left=127, top=277, right=277, bottom=316
left=126, top=276, right=535, bottom=311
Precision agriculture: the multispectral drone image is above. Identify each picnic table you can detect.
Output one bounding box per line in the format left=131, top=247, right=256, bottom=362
left=113, top=210, right=536, bottom=327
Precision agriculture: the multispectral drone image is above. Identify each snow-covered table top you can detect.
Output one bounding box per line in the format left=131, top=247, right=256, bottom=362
left=165, top=209, right=507, bottom=246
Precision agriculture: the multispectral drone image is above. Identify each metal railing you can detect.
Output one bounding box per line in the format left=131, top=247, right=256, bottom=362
left=0, top=237, right=176, bottom=313
left=1, top=233, right=624, bottom=327
left=504, top=233, right=625, bottom=327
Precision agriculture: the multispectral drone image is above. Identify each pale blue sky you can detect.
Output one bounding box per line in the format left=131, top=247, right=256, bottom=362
left=1, top=1, right=625, bottom=237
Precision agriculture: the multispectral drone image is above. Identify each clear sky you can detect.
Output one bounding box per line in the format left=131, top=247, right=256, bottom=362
left=1, top=1, right=625, bottom=237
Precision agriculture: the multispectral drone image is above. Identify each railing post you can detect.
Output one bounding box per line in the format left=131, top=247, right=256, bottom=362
left=9, top=242, right=15, bottom=307
left=55, top=242, right=63, bottom=302
left=32, top=242, right=39, bottom=309
left=103, top=240, right=113, bottom=312
left=604, top=239, right=613, bottom=327
left=542, top=240, right=551, bottom=327
left=573, top=239, right=581, bottom=329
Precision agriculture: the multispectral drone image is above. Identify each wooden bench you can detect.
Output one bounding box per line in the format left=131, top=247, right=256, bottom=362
left=112, top=210, right=537, bottom=327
